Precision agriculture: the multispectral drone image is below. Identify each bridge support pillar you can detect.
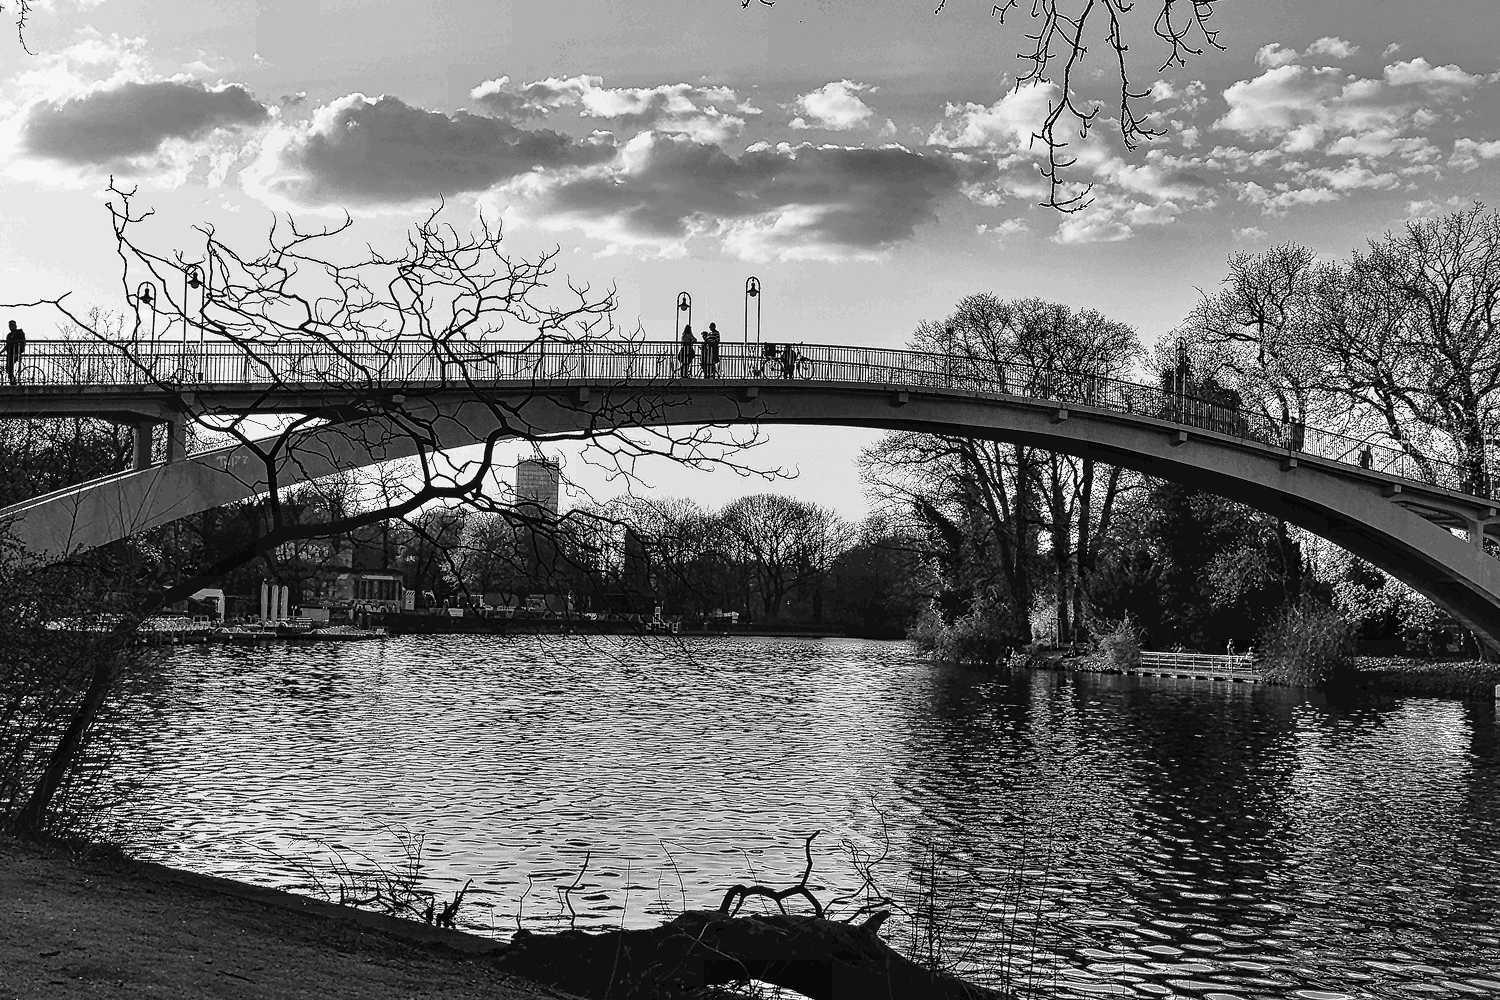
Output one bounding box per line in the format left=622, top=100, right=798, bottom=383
left=164, top=415, right=188, bottom=464
left=1468, top=515, right=1497, bottom=553
left=132, top=424, right=154, bottom=470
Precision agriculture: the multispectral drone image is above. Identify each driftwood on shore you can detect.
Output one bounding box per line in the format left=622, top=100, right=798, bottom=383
left=492, top=909, right=1005, bottom=1000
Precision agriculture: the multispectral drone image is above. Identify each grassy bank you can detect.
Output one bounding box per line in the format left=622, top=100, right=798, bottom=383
left=0, top=834, right=579, bottom=1000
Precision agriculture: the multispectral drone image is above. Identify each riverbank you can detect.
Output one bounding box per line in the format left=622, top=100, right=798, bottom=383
left=0, top=834, right=580, bottom=1000
left=1327, top=655, right=1500, bottom=699
left=2, top=833, right=999, bottom=1000
left=381, top=613, right=893, bottom=639
left=1044, top=649, right=1500, bottom=700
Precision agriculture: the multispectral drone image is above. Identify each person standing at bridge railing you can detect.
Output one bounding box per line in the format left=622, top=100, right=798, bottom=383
left=5, top=319, right=23, bottom=385
left=781, top=342, right=798, bottom=379
left=703, top=322, right=721, bottom=377
left=678, top=324, right=696, bottom=379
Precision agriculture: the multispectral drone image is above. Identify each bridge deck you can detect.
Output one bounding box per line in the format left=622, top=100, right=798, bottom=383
left=0, top=336, right=1486, bottom=501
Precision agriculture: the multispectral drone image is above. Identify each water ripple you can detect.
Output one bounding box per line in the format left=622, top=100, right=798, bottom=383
left=101, top=635, right=1500, bottom=998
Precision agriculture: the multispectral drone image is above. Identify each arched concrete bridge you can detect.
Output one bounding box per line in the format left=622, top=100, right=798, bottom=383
left=4, top=337, right=1500, bottom=650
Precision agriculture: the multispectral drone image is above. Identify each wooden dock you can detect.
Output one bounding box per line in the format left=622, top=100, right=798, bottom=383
left=1126, top=650, right=1261, bottom=682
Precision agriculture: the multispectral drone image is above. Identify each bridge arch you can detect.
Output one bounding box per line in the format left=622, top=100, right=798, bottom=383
left=7, top=374, right=1500, bottom=652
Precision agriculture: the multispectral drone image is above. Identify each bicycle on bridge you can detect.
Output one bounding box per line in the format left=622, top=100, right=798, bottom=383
left=752, top=342, right=814, bottom=380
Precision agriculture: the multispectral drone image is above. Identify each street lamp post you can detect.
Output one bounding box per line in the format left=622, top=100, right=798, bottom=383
left=676, top=291, right=692, bottom=338
left=182, top=263, right=204, bottom=379
left=130, top=281, right=156, bottom=347
left=1175, top=335, right=1189, bottom=421
left=744, top=276, right=761, bottom=346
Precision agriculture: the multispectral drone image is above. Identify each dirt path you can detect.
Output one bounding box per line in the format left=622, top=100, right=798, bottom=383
left=0, top=835, right=583, bottom=999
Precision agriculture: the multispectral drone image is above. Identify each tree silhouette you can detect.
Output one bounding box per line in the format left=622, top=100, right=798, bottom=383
left=1, top=177, right=772, bottom=830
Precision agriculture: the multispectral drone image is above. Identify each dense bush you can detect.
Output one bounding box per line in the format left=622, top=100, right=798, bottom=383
left=1079, top=616, right=1142, bottom=672
left=909, top=600, right=1015, bottom=668
left=1006, top=641, right=1054, bottom=670
left=1257, top=600, right=1356, bottom=688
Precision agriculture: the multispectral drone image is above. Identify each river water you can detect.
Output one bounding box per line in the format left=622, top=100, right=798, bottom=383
left=104, top=635, right=1500, bottom=998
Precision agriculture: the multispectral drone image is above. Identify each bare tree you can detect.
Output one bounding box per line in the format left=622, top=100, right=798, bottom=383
left=1, top=1, right=31, bottom=53
left=1345, top=207, right=1500, bottom=495
left=1174, top=243, right=1347, bottom=433
left=902, top=295, right=1139, bottom=640
left=1181, top=208, right=1500, bottom=495
left=721, top=494, right=853, bottom=622
left=2, top=179, right=776, bottom=828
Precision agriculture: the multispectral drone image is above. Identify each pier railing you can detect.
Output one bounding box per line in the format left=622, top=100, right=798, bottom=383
left=1136, top=650, right=1261, bottom=681
left=4, top=335, right=1484, bottom=497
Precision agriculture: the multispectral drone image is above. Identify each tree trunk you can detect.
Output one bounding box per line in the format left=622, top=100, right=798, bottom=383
left=1050, top=460, right=1070, bottom=645
left=1012, top=444, right=1035, bottom=642
left=1074, top=458, right=1095, bottom=635
left=494, top=910, right=1003, bottom=1000
left=13, top=637, right=123, bottom=837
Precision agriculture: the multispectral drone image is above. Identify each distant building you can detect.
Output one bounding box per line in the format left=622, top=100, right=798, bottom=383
left=332, top=571, right=407, bottom=611
left=517, top=457, right=560, bottom=515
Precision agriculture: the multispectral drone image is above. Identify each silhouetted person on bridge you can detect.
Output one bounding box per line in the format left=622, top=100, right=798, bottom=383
left=5, top=320, right=24, bottom=385
left=780, top=342, right=798, bottom=379
left=702, top=323, right=721, bottom=377
left=678, top=324, right=696, bottom=378
left=1359, top=444, right=1372, bottom=469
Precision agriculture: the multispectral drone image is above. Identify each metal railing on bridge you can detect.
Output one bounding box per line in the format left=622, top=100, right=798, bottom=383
left=3, top=335, right=1484, bottom=497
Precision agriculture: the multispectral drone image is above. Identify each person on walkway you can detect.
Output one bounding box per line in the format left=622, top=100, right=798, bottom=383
left=5, top=319, right=24, bottom=385
left=1226, top=638, right=1236, bottom=657
left=678, top=324, right=696, bottom=379
left=1358, top=444, right=1372, bottom=469
left=702, top=322, right=721, bottom=377
left=780, top=342, right=797, bottom=379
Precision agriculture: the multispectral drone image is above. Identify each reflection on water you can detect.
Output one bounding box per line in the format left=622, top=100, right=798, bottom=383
left=107, top=636, right=1500, bottom=998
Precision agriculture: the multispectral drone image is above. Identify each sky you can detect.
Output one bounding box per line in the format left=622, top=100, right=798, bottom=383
left=2, top=0, right=1499, bottom=519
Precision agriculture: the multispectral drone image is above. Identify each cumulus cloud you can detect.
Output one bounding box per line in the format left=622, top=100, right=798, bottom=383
left=1052, top=203, right=1135, bottom=244
left=1383, top=57, right=1483, bottom=91
left=1215, top=65, right=1403, bottom=144
left=1211, top=50, right=1500, bottom=213
left=927, top=84, right=1056, bottom=150
left=1235, top=180, right=1343, bottom=214
left=490, top=133, right=967, bottom=261
left=245, top=93, right=615, bottom=208
left=1235, top=226, right=1269, bottom=241
left=470, top=75, right=746, bottom=143
left=788, top=80, right=876, bottom=131
left=1450, top=137, right=1500, bottom=171
left=1255, top=43, right=1300, bottom=69
left=927, top=83, right=1213, bottom=240
left=1305, top=37, right=1358, bottom=60
left=976, top=218, right=1028, bottom=240
left=20, top=79, right=268, bottom=165
left=1324, top=128, right=1438, bottom=162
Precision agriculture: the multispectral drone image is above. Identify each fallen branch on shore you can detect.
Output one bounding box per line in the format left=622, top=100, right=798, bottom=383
left=494, top=829, right=1003, bottom=999
left=493, top=908, right=1005, bottom=1000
